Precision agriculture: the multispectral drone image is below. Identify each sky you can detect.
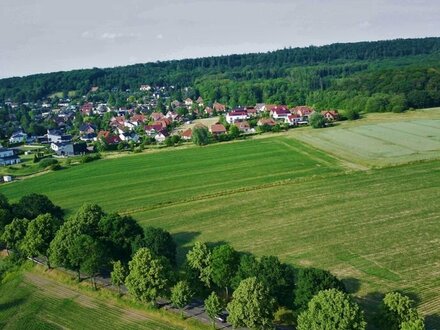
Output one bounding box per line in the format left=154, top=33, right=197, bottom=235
left=0, top=0, right=439, bottom=79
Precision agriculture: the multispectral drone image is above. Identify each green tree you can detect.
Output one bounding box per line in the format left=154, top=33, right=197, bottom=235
left=294, top=267, right=345, bottom=311
left=12, top=193, right=63, bottom=220
left=232, top=254, right=259, bottom=289
left=186, top=241, right=212, bottom=287
left=170, top=280, right=194, bottom=318
left=381, top=292, right=425, bottom=330
left=125, top=248, right=172, bottom=305
left=111, top=260, right=127, bottom=295
left=228, top=124, right=240, bottom=139
left=205, top=291, right=223, bottom=329
left=71, top=235, right=107, bottom=289
left=211, top=244, right=239, bottom=298
left=297, top=289, right=366, bottom=330
left=227, top=277, right=275, bottom=330
left=139, top=227, right=177, bottom=266
left=192, top=126, right=209, bottom=146
left=309, top=112, right=327, bottom=128
left=99, top=213, right=144, bottom=264
left=20, top=213, right=60, bottom=268
left=1, top=218, right=29, bottom=254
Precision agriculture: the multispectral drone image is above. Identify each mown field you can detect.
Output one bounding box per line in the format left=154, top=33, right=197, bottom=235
left=2, top=110, right=440, bottom=328
left=0, top=268, right=183, bottom=330
left=291, top=108, right=440, bottom=167
left=0, top=136, right=343, bottom=213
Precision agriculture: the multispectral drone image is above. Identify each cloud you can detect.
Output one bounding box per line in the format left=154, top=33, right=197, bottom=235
left=156, top=33, right=163, bottom=40
left=100, top=32, right=140, bottom=40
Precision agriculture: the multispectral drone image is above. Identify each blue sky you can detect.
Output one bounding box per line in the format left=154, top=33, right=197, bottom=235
left=1, top=0, right=439, bottom=78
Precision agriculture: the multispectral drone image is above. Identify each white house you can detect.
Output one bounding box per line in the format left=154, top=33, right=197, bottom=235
left=9, top=132, right=27, bottom=144
left=285, top=114, right=302, bottom=126
left=226, top=111, right=248, bottom=124
left=270, top=108, right=290, bottom=120
left=154, top=131, right=168, bottom=143
left=50, top=142, right=74, bottom=156
left=47, top=129, right=71, bottom=143
left=0, top=147, right=21, bottom=166
left=3, top=175, right=13, bottom=182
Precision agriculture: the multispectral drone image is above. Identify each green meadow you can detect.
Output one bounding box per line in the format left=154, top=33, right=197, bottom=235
left=0, top=265, right=186, bottom=330
left=2, top=109, right=440, bottom=327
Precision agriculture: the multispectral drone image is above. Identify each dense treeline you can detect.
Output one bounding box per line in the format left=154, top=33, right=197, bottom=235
left=0, top=193, right=426, bottom=329
left=1, top=37, right=440, bottom=113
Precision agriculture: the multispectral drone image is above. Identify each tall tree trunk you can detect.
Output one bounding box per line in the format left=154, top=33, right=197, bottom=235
left=225, top=286, right=229, bottom=300
left=77, top=269, right=81, bottom=282
left=45, top=255, right=51, bottom=270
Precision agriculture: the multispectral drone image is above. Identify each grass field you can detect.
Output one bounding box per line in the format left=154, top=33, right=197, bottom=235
left=290, top=108, right=440, bottom=167
left=0, top=136, right=343, bottom=213
left=2, top=110, right=440, bottom=328
left=0, top=268, right=185, bottom=330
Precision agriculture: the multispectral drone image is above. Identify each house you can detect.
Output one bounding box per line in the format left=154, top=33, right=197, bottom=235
left=257, top=118, right=277, bottom=127
left=171, top=100, right=182, bottom=108
left=139, top=84, right=151, bottom=91
left=51, top=142, right=74, bottom=156
left=246, top=107, right=257, bottom=117
left=255, top=103, right=266, bottom=113
left=81, top=102, right=94, bottom=116
left=165, top=111, right=179, bottom=121
left=155, top=118, right=172, bottom=128
left=204, top=107, right=213, bottom=116
left=285, top=114, right=302, bottom=126
left=130, top=114, right=147, bottom=124
left=180, top=128, right=192, bottom=141
left=110, top=116, right=125, bottom=128
left=90, top=86, right=99, bottom=93
left=80, top=133, right=97, bottom=142
left=119, top=132, right=139, bottom=142
left=144, top=124, right=164, bottom=136
left=79, top=123, right=96, bottom=135
left=196, top=96, right=204, bottom=107
left=291, top=106, right=314, bottom=121
left=213, top=102, right=226, bottom=113
left=0, top=147, right=20, bottom=166
left=321, top=110, right=339, bottom=121
left=264, top=104, right=280, bottom=113
left=154, top=130, right=169, bottom=143
left=47, top=129, right=72, bottom=143
left=270, top=107, right=290, bottom=120
left=209, top=123, right=227, bottom=135
left=9, top=132, right=27, bottom=144
left=226, top=110, right=248, bottom=124
left=234, top=121, right=251, bottom=133
left=184, top=98, right=193, bottom=107
left=150, top=112, right=165, bottom=122
left=97, top=131, right=121, bottom=145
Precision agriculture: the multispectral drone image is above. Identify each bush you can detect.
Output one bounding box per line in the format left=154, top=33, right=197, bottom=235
left=80, top=154, right=101, bottom=164
left=50, top=163, right=62, bottom=171
left=274, top=307, right=295, bottom=325
left=38, top=158, right=58, bottom=169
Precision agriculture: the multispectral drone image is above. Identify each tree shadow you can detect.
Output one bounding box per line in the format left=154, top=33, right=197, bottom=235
left=425, top=313, right=440, bottom=330
left=355, top=291, right=385, bottom=330
left=172, top=231, right=201, bottom=264
left=0, top=298, right=27, bottom=312
left=342, top=277, right=361, bottom=294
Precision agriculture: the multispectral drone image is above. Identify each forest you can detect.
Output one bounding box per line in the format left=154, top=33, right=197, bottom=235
left=1, top=37, right=440, bottom=113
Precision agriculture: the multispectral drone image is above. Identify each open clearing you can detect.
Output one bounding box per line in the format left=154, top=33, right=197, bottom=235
left=2, top=110, right=440, bottom=328
left=0, top=271, right=183, bottom=330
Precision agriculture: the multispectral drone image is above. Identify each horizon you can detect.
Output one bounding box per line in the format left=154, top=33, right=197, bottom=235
left=1, top=0, right=440, bottom=79
left=1, top=36, right=439, bottom=80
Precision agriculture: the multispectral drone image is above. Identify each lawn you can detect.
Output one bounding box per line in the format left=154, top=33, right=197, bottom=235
left=0, top=267, right=185, bottom=330
left=290, top=108, right=440, bottom=167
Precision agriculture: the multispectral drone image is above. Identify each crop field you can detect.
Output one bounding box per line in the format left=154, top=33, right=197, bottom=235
left=291, top=108, right=440, bottom=167
left=0, top=270, right=183, bottom=330
left=0, top=136, right=343, bottom=213
left=2, top=111, right=440, bottom=328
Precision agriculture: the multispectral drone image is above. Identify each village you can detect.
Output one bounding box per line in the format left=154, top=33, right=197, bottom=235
left=0, top=84, right=340, bottom=164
